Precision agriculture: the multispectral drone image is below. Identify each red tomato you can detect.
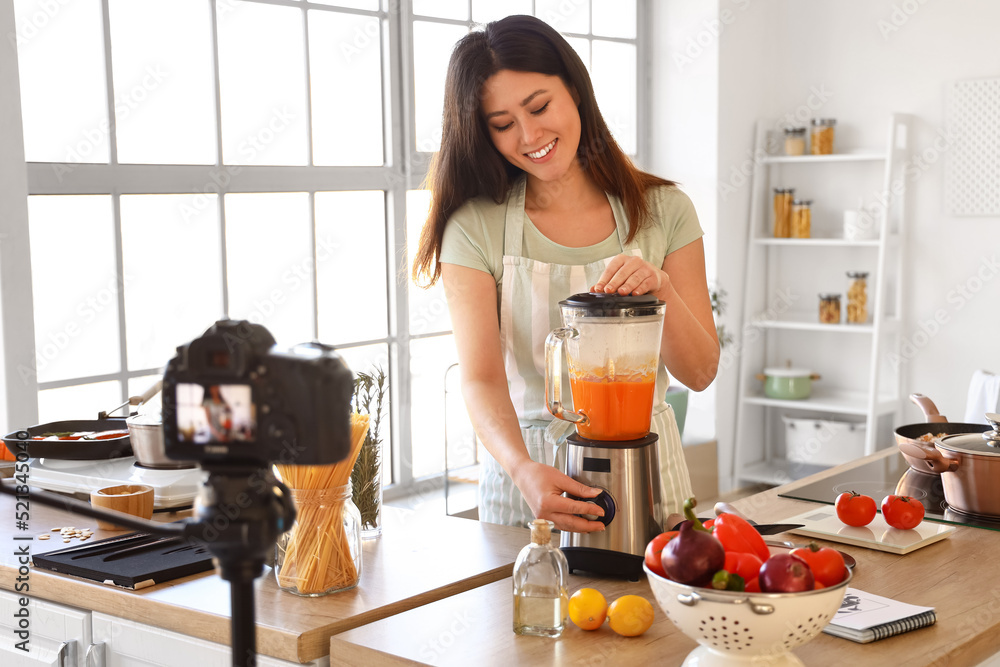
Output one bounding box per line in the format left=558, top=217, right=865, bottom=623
left=701, top=518, right=715, bottom=531
left=789, top=542, right=847, bottom=586
left=881, top=495, right=925, bottom=530
left=723, top=550, right=763, bottom=583
left=644, top=530, right=678, bottom=578
left=835, top=491, right=877, bottom=527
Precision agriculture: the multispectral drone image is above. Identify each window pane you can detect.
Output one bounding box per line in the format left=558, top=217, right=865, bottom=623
left=108, top=0, right=216, bottom=165
left=310, top=0, right=379, bottom=9
left=566, top=37, right=590, bottom=71
left=217, top=1, right=309, bottom=165
left=336, top=343, right=392, bottom=484
left=410, top=335, right=459, bottom=478
left=406, top=190, right=450, bottom=335
left=121, top=194, right=224, bottom=371
left=225, top=193, right=314, bottom=345
left=592, top=40, right=636, bottom=155
left=412, top=0, right=467, bottom=21
left=535, top=0, right=589, bottom=34
left=38, top=381, right=122, bottom=424
left=28, top=196, right=120, bottom=383
left=412, top=21, right=468, bottom=153
left=128, top=374, right=164, bottom=416
left=472, top=0, right=532, bottom=23
left=592, top=0, right=635, bottom=38
left=309, top=11, right=384, bottom=166
left=14, top=0, right=109, bottom=163
left=315, top=191, right=387, bottom=343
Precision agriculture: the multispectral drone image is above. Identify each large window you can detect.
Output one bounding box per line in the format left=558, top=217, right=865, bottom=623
left=3, top=0, right=643, bottom=494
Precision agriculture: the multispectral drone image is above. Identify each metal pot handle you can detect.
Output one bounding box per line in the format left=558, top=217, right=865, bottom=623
left=909, top=393, right=948, bottom=423
left=897, top=439, right=960, bottom=474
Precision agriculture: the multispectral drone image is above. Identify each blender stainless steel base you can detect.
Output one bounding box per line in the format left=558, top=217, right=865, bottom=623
left=560, top=432, right=664, bottom=579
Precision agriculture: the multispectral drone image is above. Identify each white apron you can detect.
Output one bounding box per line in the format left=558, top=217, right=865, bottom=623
left=478, top=179, right=694, bottom=528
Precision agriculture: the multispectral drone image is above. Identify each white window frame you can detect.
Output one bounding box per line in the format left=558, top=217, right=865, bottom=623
left=0, top=0, right=650, bottom=500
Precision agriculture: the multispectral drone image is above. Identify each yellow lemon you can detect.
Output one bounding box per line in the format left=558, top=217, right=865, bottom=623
left=568, top=588, right=608, bottom=631
left=607, top=595, right=654, bottom=637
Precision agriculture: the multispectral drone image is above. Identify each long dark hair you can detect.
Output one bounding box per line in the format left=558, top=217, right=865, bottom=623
left=412, top=14, right=674, bottom=287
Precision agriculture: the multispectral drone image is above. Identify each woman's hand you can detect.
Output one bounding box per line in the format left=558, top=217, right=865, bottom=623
left=591, top=254, right=668, bottom=296
left=514, top=460, right=608, bottom=533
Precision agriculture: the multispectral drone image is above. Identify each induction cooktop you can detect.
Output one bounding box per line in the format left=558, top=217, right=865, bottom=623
left=778, top=451, right=1000, bottom=532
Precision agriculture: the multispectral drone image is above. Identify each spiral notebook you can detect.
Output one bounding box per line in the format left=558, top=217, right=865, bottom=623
left=823, top=588, right=936, bottom=643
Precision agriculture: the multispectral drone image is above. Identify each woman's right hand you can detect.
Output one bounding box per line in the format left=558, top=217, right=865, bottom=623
left=514, top=460, right=608, bottom=533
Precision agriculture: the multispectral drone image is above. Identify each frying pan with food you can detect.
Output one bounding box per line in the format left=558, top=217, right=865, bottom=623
left=3, top=417, right=132, bottom=460
left=895, top=393, right=990, bottom=474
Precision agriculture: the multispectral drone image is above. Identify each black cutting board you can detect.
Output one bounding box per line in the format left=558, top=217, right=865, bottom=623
left=32, top=530, right=215, bottom=589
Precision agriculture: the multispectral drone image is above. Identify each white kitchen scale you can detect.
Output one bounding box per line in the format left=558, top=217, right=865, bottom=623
left=28, top=457, right=204, bottom=510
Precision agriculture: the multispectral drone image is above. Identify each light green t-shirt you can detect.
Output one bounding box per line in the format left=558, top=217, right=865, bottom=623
left=440, top=183, right=704, bottom=281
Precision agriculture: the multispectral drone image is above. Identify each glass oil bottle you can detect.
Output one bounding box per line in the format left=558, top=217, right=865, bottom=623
left=512, top=519, right=569, bottom=637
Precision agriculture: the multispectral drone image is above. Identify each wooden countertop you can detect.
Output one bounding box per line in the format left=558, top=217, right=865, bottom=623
left=0, top=484, right=528, bottom=663
left=331, top=448, right=1000, bottom=666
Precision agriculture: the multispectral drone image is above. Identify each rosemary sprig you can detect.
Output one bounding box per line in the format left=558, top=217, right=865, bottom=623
left=351, top=366, right=388, bottom=531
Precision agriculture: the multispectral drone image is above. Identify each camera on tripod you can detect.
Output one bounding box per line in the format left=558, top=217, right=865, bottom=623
left=161, top=319, right=355, bottom=467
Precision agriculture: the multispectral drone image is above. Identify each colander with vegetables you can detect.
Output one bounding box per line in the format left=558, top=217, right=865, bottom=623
left=644, top=499, right=850, bottom=667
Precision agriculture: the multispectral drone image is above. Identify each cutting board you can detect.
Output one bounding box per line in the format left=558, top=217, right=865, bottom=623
left=780, top=507, right=956, bottom=555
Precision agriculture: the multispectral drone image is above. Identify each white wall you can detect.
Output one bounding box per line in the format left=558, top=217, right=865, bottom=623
left=655, top=0, right=1000, bottom=491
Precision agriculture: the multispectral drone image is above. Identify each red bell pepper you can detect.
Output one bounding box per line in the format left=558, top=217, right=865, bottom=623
left=723, top=550, right=763, bottom=583
left=713, top=512, right=771, bottom=563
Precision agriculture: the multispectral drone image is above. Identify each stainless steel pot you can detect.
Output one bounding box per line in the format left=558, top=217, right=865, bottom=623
left=894, top=394, right=991, bottom=474
left=897, top=413, right=1000, bottom=516
left=126, top=414, right=193, bottom=469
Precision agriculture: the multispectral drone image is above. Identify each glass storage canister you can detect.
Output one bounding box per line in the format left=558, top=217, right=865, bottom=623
left=819, top=293, right=841, bottom=324
left=810, top=118, right=836, bottom=155
left=773, top=188, right=794, bottom=238
left=513, top=519, right=569, bottom=638
left=274, top=482, right=363, bottom=596
left=791, top=199, right=812, bottom=238
left=846, top=271, right=869, bottom=323
left=784, top=127, right=807, bottom=156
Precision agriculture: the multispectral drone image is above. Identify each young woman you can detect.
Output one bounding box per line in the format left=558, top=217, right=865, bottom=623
left=412, top=15, right=719, bottom=533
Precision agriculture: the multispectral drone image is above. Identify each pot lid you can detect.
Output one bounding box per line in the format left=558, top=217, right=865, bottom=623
left=763, top=367, right=812, bottom=378
left=937, top=413, right=1000, bottom=455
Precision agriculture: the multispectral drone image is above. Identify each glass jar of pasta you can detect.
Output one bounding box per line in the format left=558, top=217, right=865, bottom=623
left=784, top=127, right=806, bottom=156
left=846, top=271, right=869, bottom=324
left=791, top=199, right=812, bottom=238
left=773, top=188, right=794, bottom=238
left=810, top=118, right=836, bottom=155
left=819, top=293, right=841, bottom=324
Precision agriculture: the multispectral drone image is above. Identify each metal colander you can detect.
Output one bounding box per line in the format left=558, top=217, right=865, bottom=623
left=644, top=550, right=850, bottom=667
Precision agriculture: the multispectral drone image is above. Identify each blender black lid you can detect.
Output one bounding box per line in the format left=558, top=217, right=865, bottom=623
left=559, top=292, right=664, bottom=314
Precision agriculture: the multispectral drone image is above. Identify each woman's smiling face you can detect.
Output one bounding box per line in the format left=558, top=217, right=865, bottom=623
left=480, top=69, right=582, bottom=183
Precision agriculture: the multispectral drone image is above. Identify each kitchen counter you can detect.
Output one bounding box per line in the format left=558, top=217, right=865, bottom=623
left=0, top=484, right=527, bottom=663
left=331, top=448, right=1000, bottom=666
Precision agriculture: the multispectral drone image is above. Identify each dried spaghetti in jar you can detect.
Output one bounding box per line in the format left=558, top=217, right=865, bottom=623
left=846, top=271, right=869, bottom=324
left=810, top=118, right=836, bottom=155
left=773, top=188, right=794, bottom=238
left=791, top=199, right=812, bottom=238
left=819, top=293, right=841, bottom=324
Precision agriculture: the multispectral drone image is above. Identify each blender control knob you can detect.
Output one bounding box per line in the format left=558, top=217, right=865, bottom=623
left=590, top=490, right=616, bottom=527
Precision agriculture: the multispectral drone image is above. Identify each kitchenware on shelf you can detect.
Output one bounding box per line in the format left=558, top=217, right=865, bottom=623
left=545, top=292, right=668, bottom=579
left=895, top=393, right=991, bottom=475
left=90, top=484, right=155, bottom=530
left=783, top=415, right=866, bottom=466
left=645, top=545, right=851, bottom=667
left=756, top=367, right=821, bottom=400
left=896, top=413, right=1000, bottom=517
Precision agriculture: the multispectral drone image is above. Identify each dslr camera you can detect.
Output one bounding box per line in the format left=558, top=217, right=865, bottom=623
left=161, top=320, right=355, bottom=467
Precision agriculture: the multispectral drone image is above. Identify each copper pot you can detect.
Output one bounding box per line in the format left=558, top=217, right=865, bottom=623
left=896, top=413, right=1000, bottom=516
left=894, top=394, right=991, bottom=474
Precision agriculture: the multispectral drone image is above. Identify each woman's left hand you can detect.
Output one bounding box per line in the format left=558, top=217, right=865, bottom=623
left=591, top=254, right=668, bottom=296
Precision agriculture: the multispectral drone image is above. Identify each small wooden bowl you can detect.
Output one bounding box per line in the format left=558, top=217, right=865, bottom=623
left=90, top=484, right=154, bottom=530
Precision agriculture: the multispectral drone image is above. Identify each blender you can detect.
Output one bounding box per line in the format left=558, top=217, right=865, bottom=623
left=544, top=292, right=666, bottom=579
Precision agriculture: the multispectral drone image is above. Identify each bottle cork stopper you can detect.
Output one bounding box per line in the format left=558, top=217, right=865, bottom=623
left=529, top=519, right=553, bottom=545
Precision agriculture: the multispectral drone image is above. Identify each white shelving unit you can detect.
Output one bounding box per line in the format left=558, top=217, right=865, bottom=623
left=731, top=113, right=913, bottom=488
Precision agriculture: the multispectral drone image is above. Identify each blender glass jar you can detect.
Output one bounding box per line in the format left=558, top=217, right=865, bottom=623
left=545, top=293, right=665, bottom=441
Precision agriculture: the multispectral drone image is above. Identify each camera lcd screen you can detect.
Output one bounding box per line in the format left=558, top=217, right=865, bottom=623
left=175, top=383, right=256, bottom=444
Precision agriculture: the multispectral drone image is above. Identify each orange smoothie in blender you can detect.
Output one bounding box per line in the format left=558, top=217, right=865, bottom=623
left=569, top=372, right=655, bottom=441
